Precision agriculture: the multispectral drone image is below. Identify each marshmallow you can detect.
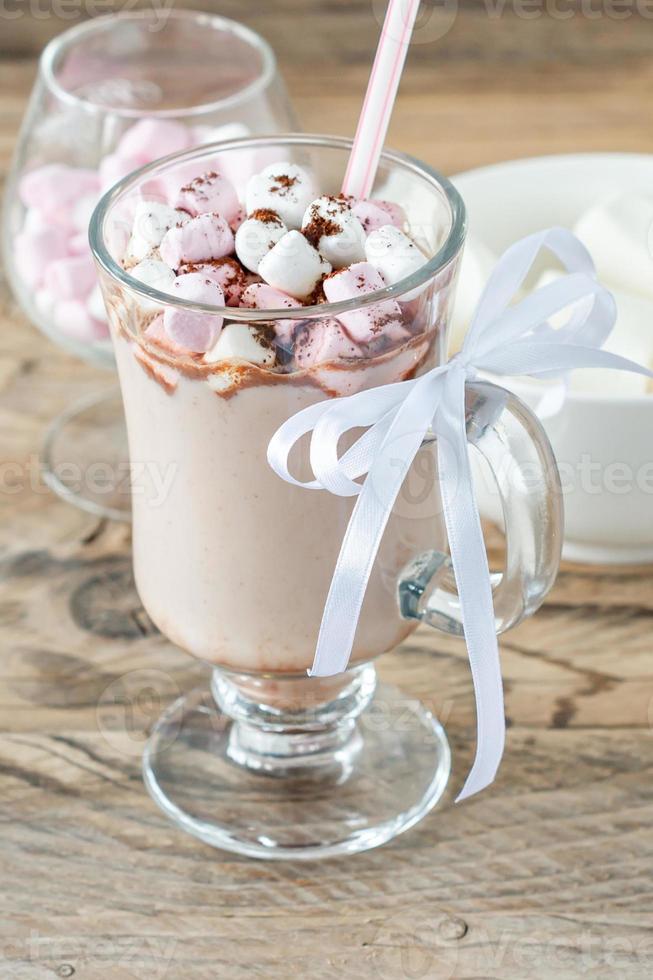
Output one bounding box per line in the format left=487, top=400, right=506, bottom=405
left=240, top=282, right=302, bottom=312
left=294, top=319, right=362, bottom=368
left=191, top=122, right=250, bottom=146
left=301, top=196, right=366, bottom=268
left=323, top=261, right=403, bottom=344
left=365, top=224, right=428, bottom=300
left=130, top=257, right=177, bottom=310
left=351, top=198, right=406, bottom=233
left=245, top=163, right=318, bottom=229
left=19, top=165, right=99, bottom=222
left=14, top=227, right=69, bottom=287
left=144, top=313, right=190, bottom=357
left=204, top=323, right=275, bottom=366
left=258, top=230, right=331, bottom=299
left=234, top=211, right=288, bottom=272
left=162, top=272, right=224, bottom=352
left=127, top=201, right=189, bottom=261
left=99, top=152, right=145, bottom=191
left=569, top=285, right=653, bottom=396
left=54, top=300, right=108, bottom=344
left=175, top=170, right=240, bottom=224
left=178, top=258, right=249, bottom=307
left=117, top=118, right=192, bottom=162
left=574, top=193, right=653, bottom=302
left=44, top=254, right=96, bottom=300
left=72, top=192, right=100, bottom=233
left=69, top=232, right=90, bottom=255
left=23, top=207, right=48, bottom=234
left=241, top=281, right=303, bottom=345
left=159, top=212, right=234, bottom=269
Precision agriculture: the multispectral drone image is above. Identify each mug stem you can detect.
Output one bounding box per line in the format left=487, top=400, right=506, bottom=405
left=210, top=664, right=376, bottom=774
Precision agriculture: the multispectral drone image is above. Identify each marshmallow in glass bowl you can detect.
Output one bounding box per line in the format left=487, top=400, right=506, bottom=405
left=453, top=154, right=653, bottom=564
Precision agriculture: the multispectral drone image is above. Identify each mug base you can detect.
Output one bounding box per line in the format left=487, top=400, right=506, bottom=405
left=142, top=680, right=451, bottom=860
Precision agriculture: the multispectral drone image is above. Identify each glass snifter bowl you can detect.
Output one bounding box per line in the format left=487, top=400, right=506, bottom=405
left=2, top=9, right=297, bottom=520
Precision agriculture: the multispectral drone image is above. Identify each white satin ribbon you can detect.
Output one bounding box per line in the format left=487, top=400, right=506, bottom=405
left=267, top=228, right=652, bottom=801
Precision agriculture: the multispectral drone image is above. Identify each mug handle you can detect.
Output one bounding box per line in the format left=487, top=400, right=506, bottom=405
left=398, top=380, right=563, bottom=636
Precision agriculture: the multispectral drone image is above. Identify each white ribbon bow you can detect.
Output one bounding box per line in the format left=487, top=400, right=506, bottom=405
left=268, top=228, right=651, bottom=801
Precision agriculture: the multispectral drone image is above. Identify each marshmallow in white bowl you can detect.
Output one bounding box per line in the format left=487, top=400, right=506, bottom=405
left=258, top=230, right=331, bottom=299
left=245, top=163, right=318, bottom=230
left=364, top=224, right=427, bottom=300
left=301, top=196, right=366, bottom=268
left=574, top=192, right=653, bottom=302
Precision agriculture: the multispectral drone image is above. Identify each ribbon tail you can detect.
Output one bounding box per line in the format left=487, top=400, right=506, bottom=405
left=436, top=369, right=506, bottom=801
left=310, top=376, right=442, bottom=677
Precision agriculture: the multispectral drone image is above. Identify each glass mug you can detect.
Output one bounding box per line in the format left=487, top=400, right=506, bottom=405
left=90, top=136, right=562, bottom=859
left=2, top=10, right=296, bottom=519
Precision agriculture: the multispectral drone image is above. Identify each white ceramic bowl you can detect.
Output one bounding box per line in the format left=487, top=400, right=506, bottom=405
left=452, top=153, right=653, bottom=564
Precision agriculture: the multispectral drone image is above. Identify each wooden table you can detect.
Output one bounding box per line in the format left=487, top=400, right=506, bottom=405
left=1, top=4, right=653, bottom=977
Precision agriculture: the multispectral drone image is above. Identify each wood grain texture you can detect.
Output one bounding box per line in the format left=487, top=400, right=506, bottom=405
left=2, top=3, right=653, bottom=977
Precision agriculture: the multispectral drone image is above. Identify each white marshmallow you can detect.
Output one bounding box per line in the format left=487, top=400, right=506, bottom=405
left=538, top=269, right=653, bottom=396
left=449, top=236, right=497, bottom=352
left=365, top=224, right=428, bottom=300
left=573, top=286, right=653, bottom=396
left=127, top=201, right=189, bottom=262
left=234, top=212, right=287, bottom=273
left=130, top=258, right=177, bottom=310
left=301, top=195, right=367, bottom=268
left=245, top=163, right=318, bottom=229
left=258, top=230, right=331, bottom=299
left=574, top=193, right=653, bottom=302
left=24, top=207, right=48, bottom=234
left=204, top=323, right=275, bottom=366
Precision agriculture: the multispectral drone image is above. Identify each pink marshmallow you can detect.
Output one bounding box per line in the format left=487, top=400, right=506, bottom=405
left=99, top=152, right=145, bottom=191
left=14, top=227, right=70, bottom=287
left=54, top=300, right=108, bottom=344
left=241, top=282, right=303, bottom=345
left=351, top=198, right=406, bottom=234
left=178, top=258, right=249, bottom=307
left=144, top=313, right=191, bottom=356
left=19, top=165, right=99, bottom=222
left=162, top=272, right=224, bottom=352
left=295, top=318, right=362, bottom=368
left=159, top=212, right=234, bottom=269
left=229, top=205, right=247, bottom=233
left=44, top=254, right=96, bottom=301
left=322, top=261, right=403, bottom=344
left=117, top=119, right=192, bottom=162
left=69, top=231, right=91, bottom=255
left=240, top=282, right=302, bottom=312
left=175, top=170, right=240, bottom=224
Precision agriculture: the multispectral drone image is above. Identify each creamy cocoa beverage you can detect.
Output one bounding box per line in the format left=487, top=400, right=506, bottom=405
left=95, top=140, right=463, bottom=674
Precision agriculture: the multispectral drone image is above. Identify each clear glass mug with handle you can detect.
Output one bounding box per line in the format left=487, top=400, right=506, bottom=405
left=90, top=135, right=562, bottom=859
left=2, top=9, right=297, bottom=520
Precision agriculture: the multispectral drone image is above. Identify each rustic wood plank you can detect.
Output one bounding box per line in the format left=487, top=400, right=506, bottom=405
left=2, top=4, right=653, bottom=977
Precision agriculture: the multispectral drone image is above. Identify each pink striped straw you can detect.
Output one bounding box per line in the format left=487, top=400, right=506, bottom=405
left=342, top=0, right=421, bottom=200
